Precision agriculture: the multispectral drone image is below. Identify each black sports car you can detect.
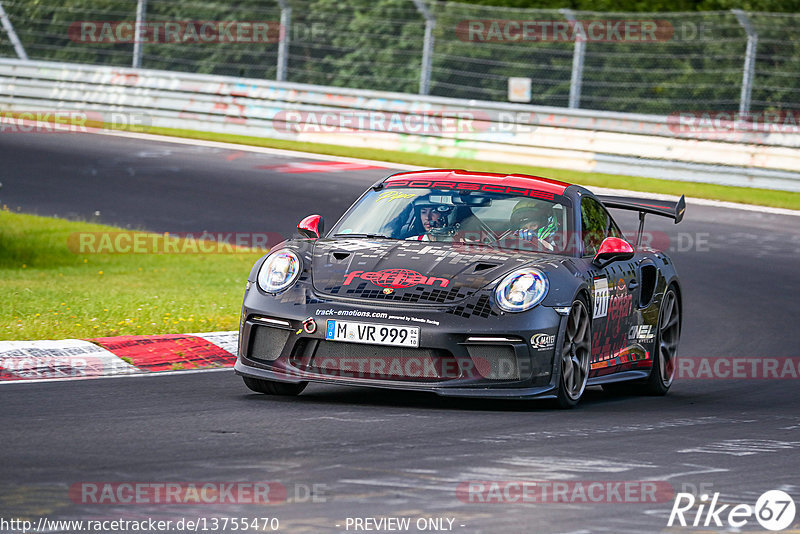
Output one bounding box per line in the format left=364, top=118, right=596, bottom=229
left=235, top=170, right=685, bottom=407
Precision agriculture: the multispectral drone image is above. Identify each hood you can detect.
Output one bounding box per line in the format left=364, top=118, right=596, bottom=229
left=308, top=238, right=558, bottom=305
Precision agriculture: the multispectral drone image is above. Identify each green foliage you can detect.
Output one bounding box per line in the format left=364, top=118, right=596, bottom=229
left=466, top=0, right=800, bottom=11
left=1, top=0, right=798, bottom=113
left=0, top=209, right=262, bottom=341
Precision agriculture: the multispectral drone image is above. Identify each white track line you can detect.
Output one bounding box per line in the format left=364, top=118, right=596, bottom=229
left=95, top=128, right=800, bottom=217
left=0, top=366, right=233, bottom=385
left=96, top=129, right=423, bottom=171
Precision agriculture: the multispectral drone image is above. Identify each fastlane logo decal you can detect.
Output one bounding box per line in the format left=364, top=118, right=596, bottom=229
left=343, top=269, right=449, bottom=289
left=593, top=277, right=609, bottom=319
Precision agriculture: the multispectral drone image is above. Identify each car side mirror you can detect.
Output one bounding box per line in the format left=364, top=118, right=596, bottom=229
left=297, top=214, right=324, bottom=239
left=592, top=237, right=634, bottom=267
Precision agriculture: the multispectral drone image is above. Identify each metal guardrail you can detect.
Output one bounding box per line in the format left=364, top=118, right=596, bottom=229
left=3, top=3, right=800, bottom=116
left=2, top=59, right=800, bottom=192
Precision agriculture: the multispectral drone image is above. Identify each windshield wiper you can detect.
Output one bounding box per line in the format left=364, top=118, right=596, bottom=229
left=333, top=233, right=394, bottom=239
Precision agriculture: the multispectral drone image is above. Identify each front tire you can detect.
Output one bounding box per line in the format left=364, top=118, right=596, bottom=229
left=242, top=376, right=307, bottom=396
left=555, top=298, right=591, bottom=409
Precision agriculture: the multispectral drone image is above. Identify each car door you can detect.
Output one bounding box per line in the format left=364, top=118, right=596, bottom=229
left=579, top=196, right=640, bottom=375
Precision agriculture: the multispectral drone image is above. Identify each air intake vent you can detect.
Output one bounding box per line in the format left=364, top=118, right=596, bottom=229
left=464, top=345, right=520, bottom=380
left=639, top=264, right=657, bottom=308
left=332, top=252, right=350, bottom=261
left=248, top=325, right=291, bottom=362
left=472, top=262, right=499, bottom=273
left=297, top=341, right=458, bottom=381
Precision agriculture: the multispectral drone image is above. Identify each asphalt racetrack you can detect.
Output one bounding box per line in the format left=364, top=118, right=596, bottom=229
left=1, top=132, right=800, bottom=533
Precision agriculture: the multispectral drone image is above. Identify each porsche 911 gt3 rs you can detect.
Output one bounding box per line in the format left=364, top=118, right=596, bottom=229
left=235, top=169, right=685, bottom=407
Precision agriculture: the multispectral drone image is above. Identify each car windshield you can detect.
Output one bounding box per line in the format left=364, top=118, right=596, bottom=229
left=330, top=187, right=571, bottom=254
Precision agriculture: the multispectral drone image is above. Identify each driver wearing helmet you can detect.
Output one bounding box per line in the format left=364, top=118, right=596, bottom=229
left=510, top=199, right=560, bottom=251
left=406, top=202, right=455, bottom=241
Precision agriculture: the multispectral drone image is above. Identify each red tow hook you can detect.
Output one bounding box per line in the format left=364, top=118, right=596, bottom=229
left=302, top=317, right=317, bottom=334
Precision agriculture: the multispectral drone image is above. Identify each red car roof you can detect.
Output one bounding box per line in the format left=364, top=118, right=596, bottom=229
left=383, top=169, right=571, bottom=196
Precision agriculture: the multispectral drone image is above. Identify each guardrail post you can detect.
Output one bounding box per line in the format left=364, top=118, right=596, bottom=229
left=411, top=0, right=435, bottom=95
left=277, top=0, right=291, bottom=82
left=732, top=10, right=757, bottom=116
left=0, top=1, right=28, bottom=60
left=560, top=9, right=585, bottom=109
left=132, top=0, right=147, bottom=68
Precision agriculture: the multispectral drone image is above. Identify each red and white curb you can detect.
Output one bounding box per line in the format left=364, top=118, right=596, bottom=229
left=0, top=332, right=237, bottom=382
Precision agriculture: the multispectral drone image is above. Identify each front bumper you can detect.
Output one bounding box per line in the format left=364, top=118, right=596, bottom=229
left=235, top=286, right=566, bottom=399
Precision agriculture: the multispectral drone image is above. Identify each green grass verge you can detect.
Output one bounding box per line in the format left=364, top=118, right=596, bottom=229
left=0, top=209, right=261, bottom=341
left=138, top=125, right=800, bottom=211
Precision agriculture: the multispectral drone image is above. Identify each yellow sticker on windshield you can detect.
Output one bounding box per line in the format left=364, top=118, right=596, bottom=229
left=377, top=191, right=416, bottom=203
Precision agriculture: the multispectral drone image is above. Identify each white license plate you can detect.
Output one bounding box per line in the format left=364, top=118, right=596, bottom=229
left=325, top=320, right=419, bottom=348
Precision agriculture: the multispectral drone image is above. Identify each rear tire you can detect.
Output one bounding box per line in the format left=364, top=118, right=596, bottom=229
left=554, top=298, right=591, bottom=409
left=242, top=376, right=307, bottom=396
left=602, top=285, right=680, bottom=396
left=642, top=286, right=680, bottom=395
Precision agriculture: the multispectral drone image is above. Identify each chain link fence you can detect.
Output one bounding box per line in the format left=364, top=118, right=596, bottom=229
left=1, top=0, right=798, bottom=115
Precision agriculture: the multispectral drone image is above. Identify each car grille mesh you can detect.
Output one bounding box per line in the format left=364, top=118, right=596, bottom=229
left=248, top=325, right=291, bottom=362
left=464, top=344, right=521, bottom=380
left=298, top=341, right=459, bottom=381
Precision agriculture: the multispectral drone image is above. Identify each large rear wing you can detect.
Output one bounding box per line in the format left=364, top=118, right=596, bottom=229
left=598, top=194, right=686, bottom=247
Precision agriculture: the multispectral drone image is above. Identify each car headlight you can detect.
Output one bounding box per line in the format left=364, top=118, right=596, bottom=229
left=256, top=250, right=301, bottom=293
left=494, top=268, right=549, bottom=312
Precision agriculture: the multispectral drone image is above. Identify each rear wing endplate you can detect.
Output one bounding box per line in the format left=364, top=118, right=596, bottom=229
left=598, top=195, right=686, bottom=223
left=598, top=194, right=686, bottom=247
